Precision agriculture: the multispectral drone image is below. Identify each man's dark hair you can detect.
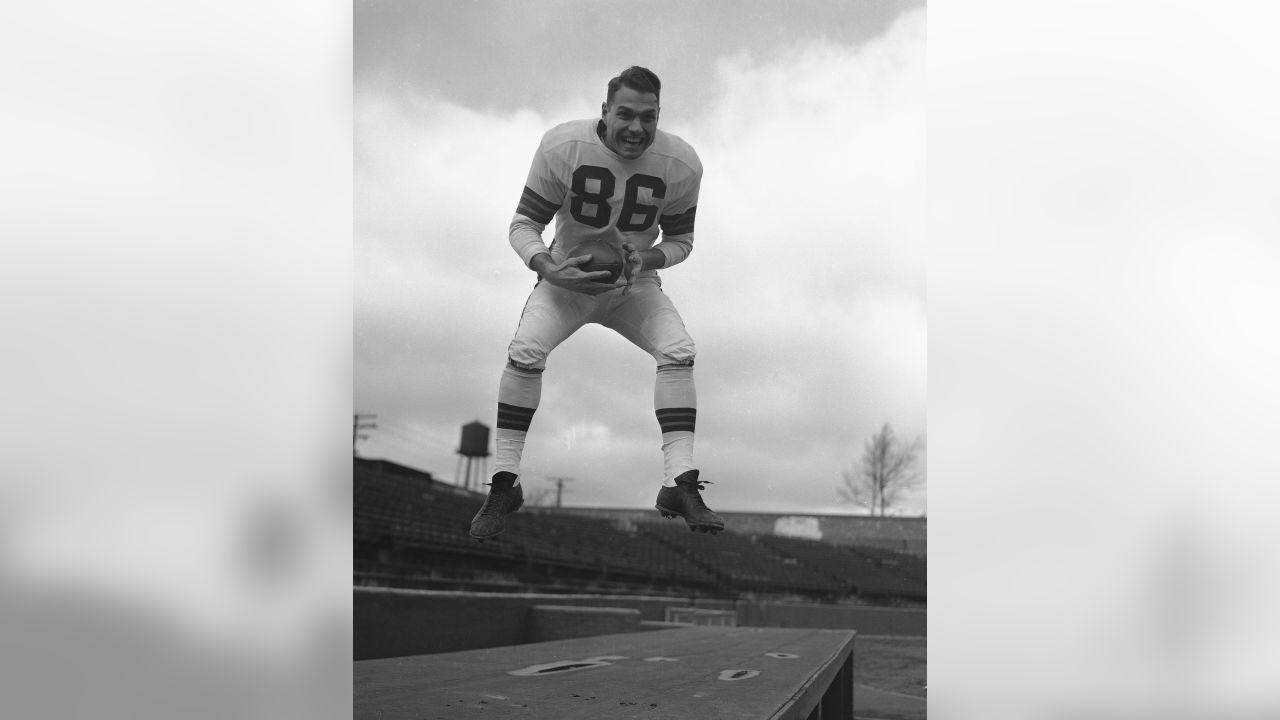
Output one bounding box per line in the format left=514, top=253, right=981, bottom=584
left=606, top=66, right=661, bottom=105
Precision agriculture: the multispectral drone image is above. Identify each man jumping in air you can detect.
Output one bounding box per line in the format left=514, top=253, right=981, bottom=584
left=470, top=66, right=723, bottom=540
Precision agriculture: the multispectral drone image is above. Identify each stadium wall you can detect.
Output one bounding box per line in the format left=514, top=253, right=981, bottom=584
left=550, top=507, right=926, bottom=556
left=354, top=587, right=736, bottom=659
left=738, top=600, right=926, bottom=635
left=355, top=587, right=924, bottom=660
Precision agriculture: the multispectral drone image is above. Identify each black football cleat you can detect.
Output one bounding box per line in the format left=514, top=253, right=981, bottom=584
left=655, top=470, right=724, bottom=534
left=470, top=472, right=524, bottom=541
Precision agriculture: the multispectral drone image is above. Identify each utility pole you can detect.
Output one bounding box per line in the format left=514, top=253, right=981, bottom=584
left=550, top=476, right=574, bottom=508
left=354, top=413, right=377, bottom=456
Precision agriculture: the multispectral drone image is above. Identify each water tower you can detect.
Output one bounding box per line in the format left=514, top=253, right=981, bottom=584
left=455, top=420, right=491, bottom=491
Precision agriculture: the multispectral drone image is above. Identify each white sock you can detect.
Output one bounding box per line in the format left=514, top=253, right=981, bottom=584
left=495, top=364, right=542, bottom=485
left=660, top=433, right=695, bottom=486
left=655, top=364, right=696, bottom=486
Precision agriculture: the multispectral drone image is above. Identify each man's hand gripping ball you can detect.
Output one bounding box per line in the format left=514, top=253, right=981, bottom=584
left=549, top=240, right=643, bottom=295
left=620, top=241, right=643, bottom=293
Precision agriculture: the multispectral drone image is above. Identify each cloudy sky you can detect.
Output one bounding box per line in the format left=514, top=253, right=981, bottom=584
left=354, top=0, right=927, bottom=515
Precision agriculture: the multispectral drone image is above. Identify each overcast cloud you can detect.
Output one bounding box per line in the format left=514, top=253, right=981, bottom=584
left=355, top=3, right=926, bottom=514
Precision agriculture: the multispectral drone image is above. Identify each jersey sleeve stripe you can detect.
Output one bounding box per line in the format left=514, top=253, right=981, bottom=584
left=659, top=206, right=696, bottom=236
left=517, top=186, right=559, bottom=224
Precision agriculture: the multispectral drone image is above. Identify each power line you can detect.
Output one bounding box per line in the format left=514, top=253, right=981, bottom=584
left=371, top=416, right=461, bottom=452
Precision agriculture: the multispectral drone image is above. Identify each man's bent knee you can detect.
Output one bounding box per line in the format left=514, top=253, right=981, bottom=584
left=507, top=339, right=550, bottom=373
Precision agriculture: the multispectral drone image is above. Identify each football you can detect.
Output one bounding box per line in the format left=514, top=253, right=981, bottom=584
left=571, top=240, right=625, bottom=283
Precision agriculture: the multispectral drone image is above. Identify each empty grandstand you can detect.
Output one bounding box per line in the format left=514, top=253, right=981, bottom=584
left=354, top=457, right=925, bottom=605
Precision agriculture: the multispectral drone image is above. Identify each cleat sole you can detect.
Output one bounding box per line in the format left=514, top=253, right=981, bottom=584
left=655, top=505, right=723, bottom=533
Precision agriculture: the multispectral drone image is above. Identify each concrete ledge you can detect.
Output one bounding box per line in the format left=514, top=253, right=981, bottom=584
left=525, top=605, right=641, bottom=643
left=355, top=626, right=858, bottom=720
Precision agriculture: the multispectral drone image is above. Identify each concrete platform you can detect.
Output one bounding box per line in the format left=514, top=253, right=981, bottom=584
left=355, top=625, right=856, bottom=719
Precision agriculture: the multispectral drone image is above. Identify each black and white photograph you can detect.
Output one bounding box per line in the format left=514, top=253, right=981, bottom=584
left=353, top=1, right=926, bottom=718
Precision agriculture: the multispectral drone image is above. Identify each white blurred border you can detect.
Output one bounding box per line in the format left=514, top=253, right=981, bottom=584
left=930, top=1, right=1280, bottom=718
left=2, top=2, right=352, bottom=718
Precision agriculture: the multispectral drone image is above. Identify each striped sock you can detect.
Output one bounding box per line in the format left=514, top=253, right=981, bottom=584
left=655, top=364, right=697, bottom=486
left=494, top=364, right=542, bottom=483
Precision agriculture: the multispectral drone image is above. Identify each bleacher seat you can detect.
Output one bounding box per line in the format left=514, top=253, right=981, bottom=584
left=354, top=460, right=924, bottom=603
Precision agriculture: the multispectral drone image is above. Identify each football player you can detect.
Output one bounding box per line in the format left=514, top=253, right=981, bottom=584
left=470, top=66, right=724, bottom=539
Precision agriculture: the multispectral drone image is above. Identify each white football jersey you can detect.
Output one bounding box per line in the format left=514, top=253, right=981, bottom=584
left=510, top=119, right=702, bottom=274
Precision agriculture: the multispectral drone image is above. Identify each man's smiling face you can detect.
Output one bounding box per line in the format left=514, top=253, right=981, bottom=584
left=601, top=86, right=659, bottom=160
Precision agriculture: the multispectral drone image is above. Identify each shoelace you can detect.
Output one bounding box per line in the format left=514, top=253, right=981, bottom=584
left=679, top=479, right=713, bottom=510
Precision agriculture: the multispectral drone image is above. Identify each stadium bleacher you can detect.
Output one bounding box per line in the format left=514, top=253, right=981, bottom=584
left=354, top=458, right=925, bottom=603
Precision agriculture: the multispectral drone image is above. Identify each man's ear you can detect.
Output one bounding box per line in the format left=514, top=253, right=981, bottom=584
left=601, top=102, right=610, bottom=118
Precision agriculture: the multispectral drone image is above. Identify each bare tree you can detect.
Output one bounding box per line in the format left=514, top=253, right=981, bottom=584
left=839, top=422, right=924, bottom=516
